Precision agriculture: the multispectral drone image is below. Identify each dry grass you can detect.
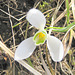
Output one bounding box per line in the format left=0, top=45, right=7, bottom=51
left=0, top=0, right=75, bottom=75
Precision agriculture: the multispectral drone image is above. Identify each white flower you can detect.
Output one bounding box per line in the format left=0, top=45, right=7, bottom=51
left=14, top=8, right=64, bottom=62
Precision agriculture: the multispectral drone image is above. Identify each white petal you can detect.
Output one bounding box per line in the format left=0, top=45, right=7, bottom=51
left=14, top=37, right=36, bottom=60
left=47, top=35, right=64, bottom=62
left=26, top=8, right=46, bottom=30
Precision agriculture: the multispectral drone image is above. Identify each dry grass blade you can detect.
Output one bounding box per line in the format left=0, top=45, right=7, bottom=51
left=62, top=61, right=73, bottom=75
left=0, top=41, right=42, bottom=75
left=40, top=53, right=51, bottom=75
left=39, top=46, right=51, bottom=75
left=46, top=45, right=55, bottom=75
left=63, top=29, right=73, bottom=57
left=71, top=0, right=75, bottom=21
left=49, top=0, right=65, bottom=34
left=8, top=1, right=15, bottom=50
left=0, top=9, right=19, bottom=21
left=54, top=2, right=72, bottom=25
left=34, top=0, right=42, bottom=8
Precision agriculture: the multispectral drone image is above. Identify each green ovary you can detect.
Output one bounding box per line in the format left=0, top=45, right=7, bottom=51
left=33, top=31, right=47, bottom=45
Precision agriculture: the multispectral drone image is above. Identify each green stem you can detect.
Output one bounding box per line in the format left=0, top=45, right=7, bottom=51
left=45, top=22, right=75, bottom=32
left=25, top=22, right=29, bottom=39
left=26, top=58, right=34, bottom=68
left=13, top=20, right=25, bottom=28
left=66, top=0, right=70, bottom=24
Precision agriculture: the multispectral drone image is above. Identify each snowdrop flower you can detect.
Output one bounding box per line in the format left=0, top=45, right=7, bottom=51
left=14, top=8, right=64, bottom=62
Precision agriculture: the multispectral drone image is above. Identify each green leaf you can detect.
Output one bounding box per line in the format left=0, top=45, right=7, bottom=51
left=66, top=0, right=70, bottom=24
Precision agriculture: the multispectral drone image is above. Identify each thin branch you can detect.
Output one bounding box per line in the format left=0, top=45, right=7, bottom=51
left=39, top=46, right=51, bottom=75
left=8, top=0, right=15, bottom=49
left=0, top=9, right=19, bottom=21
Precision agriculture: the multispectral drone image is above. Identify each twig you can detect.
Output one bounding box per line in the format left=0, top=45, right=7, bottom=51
left=0, top=9, right=19, bottom=21
left=34, top=0, right=42, bottom=8
left=18, top=15, right=26, bottom=21
left=4, top=3, right=25, bottom=14
left=54, top=2, right=72, bottom=25
left=55, top=62, right=57, bottom=75
left=0, top=35, right=3, bottom=42
left=8, top=0, right=15, bottom=49
left=7, top=2, right=16, bottom=74
left=43, top=8, right=55, bottom=15
left=4, top=24, right=32, bottom=44
left=46, top=45, right=55, bottom=75
left=39, top=46, right=51, bottom=75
